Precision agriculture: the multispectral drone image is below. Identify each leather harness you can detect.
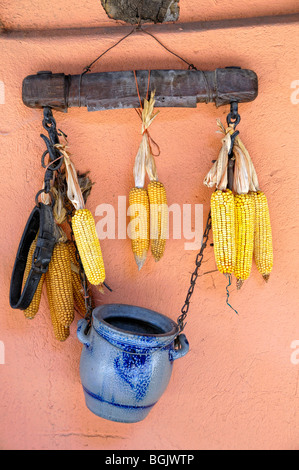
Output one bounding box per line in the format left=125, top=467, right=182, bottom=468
left=9, top=203, right=57, bottom=310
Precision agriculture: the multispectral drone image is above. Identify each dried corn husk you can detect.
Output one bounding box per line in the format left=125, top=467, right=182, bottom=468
left=55, top=225, right=68, bottom=244
left=134, top=91, right=159, bottom=187
left=77, top=172, right=93, bottom=203
left=236, top=138, right=260, bottom=192
left=233, top=145, right=251, bottom=195
left=52, top=187, right=67, bottom=224
left=231, top=131, right=260, bottom=194
left=133, top=137, right=147, bottom=189
left=54, top=142, right=85, bottom=211
left=40, top=179, right=54, bottom=206
left=203, top=131, right=231, bottom=191
left=204, top=119, right=260, bottom=194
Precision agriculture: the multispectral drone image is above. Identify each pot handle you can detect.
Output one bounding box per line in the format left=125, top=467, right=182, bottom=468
left=77, top=319, right=91, bottom=347
left=170, top=334, right=189, bottom=361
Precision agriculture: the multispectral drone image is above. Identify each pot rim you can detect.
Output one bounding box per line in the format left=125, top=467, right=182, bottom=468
left=93, top=303, right=179, bottom=340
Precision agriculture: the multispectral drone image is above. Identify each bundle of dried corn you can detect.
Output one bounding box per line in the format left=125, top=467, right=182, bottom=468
left=128, top=91, right=153, bottom=269
left=57, top=142, right=106, bottom=288
left=129, top=91, right=168, bottom=268
left=204, top=120, right=273, bottom=289
left=204, top=123, right=237, bottom=279
left=20, top=132, right=98, bottom=341
left=226, top=124, right=272, bottom=285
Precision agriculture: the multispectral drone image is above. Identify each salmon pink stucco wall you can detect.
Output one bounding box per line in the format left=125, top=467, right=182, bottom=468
left=0, top=0, right=299, bottom=451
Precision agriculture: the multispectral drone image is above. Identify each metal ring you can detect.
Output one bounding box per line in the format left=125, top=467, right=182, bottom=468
left=41, top=148, right=63, bottom=171
left=35, top=189, right=55, bottom=207
left=227, top=112, right=241, bottom=128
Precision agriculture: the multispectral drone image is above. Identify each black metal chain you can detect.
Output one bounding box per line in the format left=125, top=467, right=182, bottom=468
left=35, top=107, right=64, bottom=205
left=35, top=107, right=94, bottom=332
left=227, top=101, right=240, bottom=190
left=177, top=211, right=212, bottom=334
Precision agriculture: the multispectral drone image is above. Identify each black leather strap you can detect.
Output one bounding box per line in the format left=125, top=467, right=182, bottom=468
left=9, top=203, right=57, bottom=310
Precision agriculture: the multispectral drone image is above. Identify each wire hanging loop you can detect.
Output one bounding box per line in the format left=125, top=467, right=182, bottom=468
left=82, top=26, right=198, bottom=75
left=78, top=27, right=137, bottom=107
left=138, top=27, right=197, bottom=71
left=77, top=25, right=200, bottom=106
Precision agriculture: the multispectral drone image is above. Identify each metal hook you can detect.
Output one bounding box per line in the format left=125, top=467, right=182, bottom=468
left=226, top=101, right=241, bottom=129
left=40, top=134, right=63, bottom=171
left=35, top=188, right=55, bottom=207
left=228, top=130, right=240, bottom=157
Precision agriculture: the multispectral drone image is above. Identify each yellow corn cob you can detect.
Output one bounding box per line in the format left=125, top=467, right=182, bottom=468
left=71, top=209, right=106, bottom=286
left=129, top=187, right=150, bottom=270
left=45, top=272, right=70, bottom=342
left=23, top=236, right=45, bottom=319
left=234, top=194, right=255, bottom=289
left=47, top=242, right=74, bottom=327
left=250, top=191, right=273, bottom=282
left=147, top=181, right=168, bottom=262
left=68, top=241, right=87, bottom=316
left=210, top=189, right=236, bottom=274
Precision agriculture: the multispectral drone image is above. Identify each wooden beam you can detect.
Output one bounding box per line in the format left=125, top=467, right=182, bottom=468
left=22, top=68, right=258, bottom=112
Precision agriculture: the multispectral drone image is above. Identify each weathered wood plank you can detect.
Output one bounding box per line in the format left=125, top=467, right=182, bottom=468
left=22, top=68, right=258, bottom=112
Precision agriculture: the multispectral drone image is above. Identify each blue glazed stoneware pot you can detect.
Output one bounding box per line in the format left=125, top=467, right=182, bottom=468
left=77, top=303, right=189, bottom=423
